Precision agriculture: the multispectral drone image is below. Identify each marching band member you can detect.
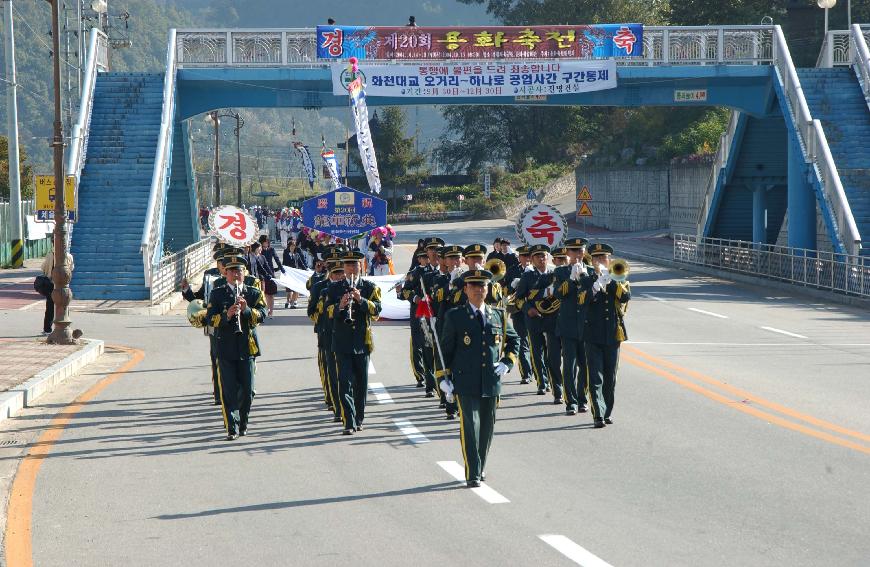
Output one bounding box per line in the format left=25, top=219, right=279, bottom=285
left=514, top=244, right=563, bottom=401
left=554, top=238, right=593, bottom=415
left=326, top=250, right=382, bottom=435
left=503, top=245, right=533, bottom=384
left=584, top=243, right=631, bottom=428
left=438, top=269, right=519, bottom=487
left=401, top=244, right=437, bottom=392
left=206, top=255, right=268, bottom=440
left=308, top=252, right=344, bottom=418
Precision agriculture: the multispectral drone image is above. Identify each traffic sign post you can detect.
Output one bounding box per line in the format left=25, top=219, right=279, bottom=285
left=577, top=185, right=593, bottom=235
left=526, top=187, right=537, bottom=201
left=35, top=175, right=77, bottom=222
left=483, top=173, right=491, bottom=199
left=457, top=193, right=465, bottom=211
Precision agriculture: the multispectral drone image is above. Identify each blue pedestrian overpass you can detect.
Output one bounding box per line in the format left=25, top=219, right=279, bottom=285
left=65, top=25, right=870, bottom=300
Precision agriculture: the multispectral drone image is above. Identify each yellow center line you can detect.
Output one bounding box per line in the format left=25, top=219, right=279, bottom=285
left=622, top=348, right=870, bottom=455
left=5, top=346, right=145, bottom=567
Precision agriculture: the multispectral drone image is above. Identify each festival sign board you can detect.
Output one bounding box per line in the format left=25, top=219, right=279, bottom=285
left=317, top=24, right=643, bottom=61
left=302, top=186, right=387, bottom=239
left=515, top=203, right=568, bottom=248
left=331, top=60, right=616, bottom=98
left=208, top=205, right=260, bottom=247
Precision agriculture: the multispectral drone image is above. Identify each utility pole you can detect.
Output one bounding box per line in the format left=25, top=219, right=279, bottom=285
left=4, top=0, right=24, bottom=268
left=209, top=111, right=221, bottom=205
left=233, top=113, right=243, bottom=208
left=47, top=0, right=75, bottom=345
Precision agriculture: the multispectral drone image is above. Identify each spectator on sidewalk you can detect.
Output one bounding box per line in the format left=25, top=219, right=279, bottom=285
left=38, top=246, right=74, bottom=335
left=282, top=239, right=306, bottom=309
left=250, top=242, right=277, bottom=317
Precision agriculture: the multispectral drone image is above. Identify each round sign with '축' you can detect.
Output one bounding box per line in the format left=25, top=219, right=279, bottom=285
left=515, top=203, right=568, bottom=248
left=208, top=205, right=260, bottom=247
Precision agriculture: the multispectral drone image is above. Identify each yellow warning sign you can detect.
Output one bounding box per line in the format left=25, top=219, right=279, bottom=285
left=577, top=186, right=592, bottom=201
left=577, top=202, right=593, bottom=217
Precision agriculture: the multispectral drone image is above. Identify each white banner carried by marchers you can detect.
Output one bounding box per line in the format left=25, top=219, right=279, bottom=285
left=332, top=60, right=617, bottom=98
left=347, top=77, right=382, bottom=194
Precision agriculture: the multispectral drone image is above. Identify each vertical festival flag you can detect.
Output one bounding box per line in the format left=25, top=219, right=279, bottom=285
left=321, top=148, right=343, bottom=190
left=293, top=142, right=316, bottom=190
left=348, top=76, right=382, bottom=194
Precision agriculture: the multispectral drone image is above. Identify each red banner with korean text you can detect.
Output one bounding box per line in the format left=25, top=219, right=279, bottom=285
left=316, top=24, right=643, bottom=61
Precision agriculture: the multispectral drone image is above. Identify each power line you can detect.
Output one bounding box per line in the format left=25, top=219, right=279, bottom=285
left=11, top=4, right=81, bottom=73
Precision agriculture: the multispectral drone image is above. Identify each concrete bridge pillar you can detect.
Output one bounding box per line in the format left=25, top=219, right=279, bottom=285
left=787, top=141, right=817, bottom=251
left=752, top=185, right=767, bottom=244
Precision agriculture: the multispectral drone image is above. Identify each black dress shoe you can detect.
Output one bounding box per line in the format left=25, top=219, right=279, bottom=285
left=481, top=472, right=487, bottom=482
left=466, top=480, right=481, bottom=488
left=553, top=397, right=563, bottom=405
left=415, top=381, right=424, bottom=388
left=343, top=428, right=354, bottom=435
left=520, top=378, right=529, bottom=384
left=545, top=386, right=551, bottom=392
left=446, top=412, right=456, bottom=420
left=604, top=417, right=613, bottom=424
left=333, top=416, right=342, bottom=423
left=438, top=401, right=446, bottom=408
left=566, top=407, right=577, bottom=416
left=594, top=420, right=606, bottom=429
left=355, top=425, right=363, bottom=431
left=239, top=427, right=247, bottom=436
left=226, top=433, right=239, bottom=440
left=578, top=405, right=588, bottom=413
left=536, top=389, right=545, bottom=395
left=425, top=391, right=435, bottom=398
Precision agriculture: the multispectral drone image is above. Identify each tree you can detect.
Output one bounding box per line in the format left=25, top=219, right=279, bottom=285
left=351, top=107, right=427, bottom=210
left=0, top=136, right=34, bottom=200
left=667, top=0, right=787, bottom=26
left=457, top=0, right=666, bottom=26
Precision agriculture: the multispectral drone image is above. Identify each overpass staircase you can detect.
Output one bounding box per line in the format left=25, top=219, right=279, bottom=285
left=700, top=24, right=870, bottom=257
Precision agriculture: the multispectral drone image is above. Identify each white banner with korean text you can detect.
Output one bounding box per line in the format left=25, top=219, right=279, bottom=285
left=332, top=60, right=617, bottom=98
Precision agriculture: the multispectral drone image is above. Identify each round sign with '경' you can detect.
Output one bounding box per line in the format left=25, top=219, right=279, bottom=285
left=208, top=205, right=260, bottom=247
left=515, top=203, right=567, bottom=248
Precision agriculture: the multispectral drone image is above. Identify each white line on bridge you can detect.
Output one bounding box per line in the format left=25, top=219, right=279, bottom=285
left=687, top=307, right=729, bottom=319
left=641, top=294, right=666, bottom=302
left=393, top=420, right=429, bottom=444
left=368, top=382, right=394, bottom=404
left=437, top=461, right=510, bottom=504
left=539, top=535, right=613, bottom=567
left=759, top=326, right=808, bottom=339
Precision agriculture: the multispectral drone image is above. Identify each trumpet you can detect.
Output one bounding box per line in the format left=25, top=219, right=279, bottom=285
left=610, top=258, right=630, bottom=283
left=484, top=258, right=507, bottom=282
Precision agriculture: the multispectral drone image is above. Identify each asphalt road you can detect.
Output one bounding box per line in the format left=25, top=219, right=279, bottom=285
left=1, top=219, right=869, bottom=566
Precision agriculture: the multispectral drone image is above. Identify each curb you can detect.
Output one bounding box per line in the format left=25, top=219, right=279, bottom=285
left=0, top=339, right=105, bottom=423
left=72, top=291, right=186, bottom=316
left=622, top=250, right=870, bottom=311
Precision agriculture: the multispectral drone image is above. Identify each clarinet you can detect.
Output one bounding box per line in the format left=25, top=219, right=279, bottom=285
left=344, top=274, right=358, bottom=326
left=233, top=283, right=244, bottom=334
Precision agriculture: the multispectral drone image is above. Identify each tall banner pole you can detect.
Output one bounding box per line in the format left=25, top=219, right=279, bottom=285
left=4, top=0, right=24, bottom=268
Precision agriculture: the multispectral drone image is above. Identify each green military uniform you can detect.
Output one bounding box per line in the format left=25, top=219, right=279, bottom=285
left=401, top=247, right=436, bottom=392
left=439, top=269, right=520, bottom=486
left=183, top=254, right=224, bottom=405
left=503, top=246, right=533, bottom=385
left=206, top=256, right=268, bottom=439
left=514, top=244, right=563, bottom=401
left=326, top=251, right=383, bottom=434
left=431, top=245, right=463, bottom=417
left=583, top=243, right=631, bottom=428
left=553, top=238, right=594, bottom=415
left=308, top=254, right=344, bottom=418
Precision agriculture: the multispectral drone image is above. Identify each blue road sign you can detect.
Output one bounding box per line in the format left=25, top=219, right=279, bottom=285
left=302, top=186, right=387, bottom=239
left=526, top=188, right=538, bottom=201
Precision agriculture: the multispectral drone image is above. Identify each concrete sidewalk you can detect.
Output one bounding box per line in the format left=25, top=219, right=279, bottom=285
left=0, top=337, right=104, bottom=422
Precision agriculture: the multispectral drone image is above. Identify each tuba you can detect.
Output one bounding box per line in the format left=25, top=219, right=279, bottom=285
left=610, top=258, right=630, bottom=283
left=533, top=272, right=561, bottom=315
left=484, top=258, right=507, bottom=282
left=187, top=299, right=207, bottom=328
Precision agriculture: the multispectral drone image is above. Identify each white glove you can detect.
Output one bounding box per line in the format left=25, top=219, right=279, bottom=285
left=493, top=362, right=509, bottom=377
left=510, top=277, right=520, bottom=290
left=524, top=265, right=534, bottom=272
left=570, top=263, right=584, bottom=281
left=593, top=280, right=604, bottom=294
left=545, top=284, right=554, bottom=298
left=439, top=378, right=455, bottom=403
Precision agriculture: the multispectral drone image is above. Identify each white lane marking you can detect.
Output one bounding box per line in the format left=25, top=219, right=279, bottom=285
left=368, top=382, right=394, bottom=404
left=641, top=293, right=666, bottom=302
left=368, top=360, right=376, bottom=374
left=393, top=419, right=429, bottom=444
left=759, top=326, right=808, bottom=339
left=437, top=461, right=510, bottom=504
left=539, top=535, right=613, bottom=567
left=628, top=341, right=870, bottom=347
left=687, top=307, right=728, bottom=319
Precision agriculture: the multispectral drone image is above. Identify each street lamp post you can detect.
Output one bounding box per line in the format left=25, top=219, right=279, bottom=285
left=47, top=0, right=75, bottom=345
left=206, top=110, right=244, bottom=207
